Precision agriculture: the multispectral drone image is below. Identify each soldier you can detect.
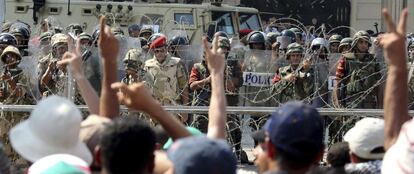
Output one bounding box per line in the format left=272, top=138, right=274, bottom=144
left=338, top=37, right=353, bottom=53
left=0, top=45, right=35, bottom=165
left=290, top=27, right=303, bottom=45
left=144, top=36, right=189, bottom=122
left=123, top=48, right=144, bottom=84
left=9, top=25, right=30, bottom=56
left=168, top=35, right=189, bottom=58
left=189, top=36, right=245, bottom=162
left=139, top=26, right=153, bottom=40
left=271, top=43, right=314, bottom=104
left=38, top=31, right=53, bottom=59
left=334, top=30, right=380, bottom=108
left=38, top=33, right=69, bottom=98
left=329, top=34, right=343, bottom=53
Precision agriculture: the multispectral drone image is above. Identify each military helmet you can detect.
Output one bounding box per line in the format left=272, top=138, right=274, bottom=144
left=329, top=34, right=343, bottom=44
left=218, top=36, right=230, bottom=49
left=409, top=39, right=414, bottom=48
left=123, top=49, right=142, bottom=63
left=266, top=32, right=280, bottom=46
left=351, top=30, right=372, bottom=50
left=139, top=26, right=153, bottom=36
left=0, top=33, right=18, bottom=46
left=69, top=23, right=83, bottom=34
left=51, top=33, right=68, bottom=47
left=2, top=22, right=13, bottom=32
left=338, top=37, right=353, bottom=52
left=311, top=37, right=329, bottom=52
left=39, top=31, right=53, bottom=41
left=128, top=24, right=141, bottom=35
left=281, top=29, right=296, bottom=43
left=111, top=27, right=124, bottom=36
left=247, top=31, right=265, bottom=44
left=9, top=23, right=31, bottom=39
left=1, top=45, right=21, bottom=62
left=78, top=32, right=92, bottom=41
left=289, top=27, right=301, bottom=34
left=147, top=33, right=166, bottom=46
left=286, top=43, right=304, bottom=57
left=168, top=36, right=189, bottom=46
left=216, top=31, right=229, bottom=39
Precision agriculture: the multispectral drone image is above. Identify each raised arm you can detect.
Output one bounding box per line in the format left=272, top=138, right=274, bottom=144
left=98, top=16, right=120, bottom=119
left=59, top=39, right=99, bottom=114
left=111, top=82, right=191, bottom=140
left=204, top=33, right=227, bottom=139
left=379, top=8, right=410, bottom=150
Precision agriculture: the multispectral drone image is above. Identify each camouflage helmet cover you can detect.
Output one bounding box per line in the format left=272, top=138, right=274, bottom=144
left=123, top=49, right=143, bottom=70
left=286, top=43, right=304, bottom=58
left=218, top=36, right=230, bottom=49
left=351, top=30, right=372, bottom=50
left=338, top=37, right=353, bottom=52
left=1, top=45, right=21, bottom=62
left=78, top=32, right=92, bottom=41
left=111, top=27, right=124, bottom=36
left=39, top=31, right=53, bottom=41
left=139, top=26, right=153, bottom=36
left=329, top=34, right=343, bottom=44
left=51, top=33, right=68, bottom=46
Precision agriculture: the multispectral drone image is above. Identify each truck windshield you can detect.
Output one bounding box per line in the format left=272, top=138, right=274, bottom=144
left=211, top=11, right=235, bottom=35
left=239, top=13, right=261, bottom=31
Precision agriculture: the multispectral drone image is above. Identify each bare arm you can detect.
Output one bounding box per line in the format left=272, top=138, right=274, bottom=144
left=379, top=8, right=410, bottom=150
left=111, top=82, right=191, bottom=140
left=98, top=16, right=120, bottom=119
left=59, top=39, right=100, bottom=115
left=204, top=33, right=227, bottom=139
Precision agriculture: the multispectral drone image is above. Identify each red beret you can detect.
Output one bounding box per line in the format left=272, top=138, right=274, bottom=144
left=239, top=29, right=253, bottom=37
left=150, top=36, right=167, bottom=49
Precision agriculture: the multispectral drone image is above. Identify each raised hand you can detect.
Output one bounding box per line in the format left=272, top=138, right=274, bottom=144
left=58, top=39, right=84, bottom=79
left=111, top=82, right=158, bottom=113
left=377, top=8, right=408, bottom=67
left=203, top=34, right=225, bottom=74
left=98, top=16, right=120, bottom=62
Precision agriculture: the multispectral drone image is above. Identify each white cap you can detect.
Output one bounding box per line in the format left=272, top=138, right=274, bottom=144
left=343, top=117, right=385, bottom=160
left=382, top=120, right=414, bottom=174
left=28, top=154, right=91, bottom=174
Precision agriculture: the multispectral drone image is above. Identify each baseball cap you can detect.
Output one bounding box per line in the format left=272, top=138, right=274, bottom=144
left=381, top=120, right=414, bottom=173
left=264, top=101, right=324, bottom=159
left=343, top=117, right=385, bottom=160
left=28, top=154, right=91, bottom=174
left=168, top=136, right=237, bottom=174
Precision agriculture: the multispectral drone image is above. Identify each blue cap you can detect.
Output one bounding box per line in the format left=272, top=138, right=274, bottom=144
left=167, top=136, right=236, bottom=174
left=264, top=101, right=324, bottom=159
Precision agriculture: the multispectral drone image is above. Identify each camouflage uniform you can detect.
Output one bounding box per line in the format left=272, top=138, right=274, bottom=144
left=335, top=31, right=380, bottom=109
left=38, top=34, right=84, bottom=104
left=189, top=37, right=244, bottom=160
left=0, top=46, right=34, bottom=168
left=122, top=48, right=145, bottom=85
left=271, top=43, right=314, bottom=105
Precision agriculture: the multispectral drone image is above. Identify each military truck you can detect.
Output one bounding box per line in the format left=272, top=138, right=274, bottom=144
left=2, top=0, right=262, bottom=44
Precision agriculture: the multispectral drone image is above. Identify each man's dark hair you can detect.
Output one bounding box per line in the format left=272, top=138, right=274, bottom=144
left=274, top=141, right=322, bottom=169
left=327, top=142, right=350, bottom=167
left=153, top=125, right=169, bottom=146
left=100, top=117, right=156, bottom=174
